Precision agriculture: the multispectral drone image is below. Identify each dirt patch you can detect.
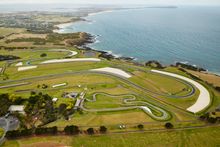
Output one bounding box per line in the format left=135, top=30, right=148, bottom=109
left=186, top=69, right=220, bottom=87
left=7, top=34, right=47, bottom=40
left=22, top=142, right=67, bottom=147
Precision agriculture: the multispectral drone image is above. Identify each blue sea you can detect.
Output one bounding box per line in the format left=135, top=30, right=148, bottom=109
left=59, top=6, right=220, bottom=74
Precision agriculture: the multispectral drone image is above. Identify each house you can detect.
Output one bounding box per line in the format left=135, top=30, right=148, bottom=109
left=74, top=99, right=82, bottom=110
left=52, top=98, right=58, bottom=102
left=69, top=92, right=78, bottom=98
left=8, top=105, right=25, bottom=114
left=62, top=92, right=78, bottom=99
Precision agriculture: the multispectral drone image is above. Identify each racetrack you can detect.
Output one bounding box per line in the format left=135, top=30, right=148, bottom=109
left=49, top=49, right=78, bottom=57
left=151, top=70, right=211, bottom=113
left=82, top=92, right=170, bottom=120
left=40, top=58, right=101, bottom=64
left=90, top=67, right=132, bottom=78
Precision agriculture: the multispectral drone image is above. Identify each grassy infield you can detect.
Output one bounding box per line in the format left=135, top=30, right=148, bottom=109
left=0, top=29, right=220, bottom=146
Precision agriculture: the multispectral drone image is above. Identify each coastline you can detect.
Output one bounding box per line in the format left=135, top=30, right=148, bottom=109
left=53, top=9, right=136, bottom=61
left=88, top=10, right=113, bottom=16
left=53, top=9, right=219, bottom=76
left=53, top=23, right=74, bottom=33
left=53, top=9, right=114, bottom=33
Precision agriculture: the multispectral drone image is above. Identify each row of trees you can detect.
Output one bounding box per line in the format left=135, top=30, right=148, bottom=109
left=145, top=60, right=164, bottom=69
left=200, top=112, right=220, bottom=124
left=176, top=62, right=206, bottom=72
left=6, top=123, right=175, bottom=139
left=0, top=46, right=35, bottom=50
left=64, top=125, right=107, bottom=135
left=6, top=125, right=107, bottom=139
left=6, top=127, right=58, bottom=139
left=0, top=54, right=20, bottom=61
left=137, top=123, right=174, bottom=130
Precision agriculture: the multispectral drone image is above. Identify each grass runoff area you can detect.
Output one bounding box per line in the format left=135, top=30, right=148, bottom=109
left=2, top=126, right=220, bottom=147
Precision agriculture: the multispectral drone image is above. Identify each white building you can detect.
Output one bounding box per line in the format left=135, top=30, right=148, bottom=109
left=52, top=98, right=58, bottom=102
left=8, top=105, right=25, bottom=114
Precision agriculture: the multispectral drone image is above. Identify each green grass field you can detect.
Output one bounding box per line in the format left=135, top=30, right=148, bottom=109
left=47, top=109, right=156, bottom=128
left=0, top=56, right=213, bottom=126
left=2, top=126, right=220, bottom=147
left=0, top=20, right=220, bottom=147
left=0, top=49, right=68, bottom=61
left=131, top=70, right=192, bottom=95
left=85, top=94, right=135, bottom=109
left=4, top=61, right=110, bottom=80
left=0, top=27, right=26, bottom=36
left=0, top=127, right=4, bottom=138
left=0, top=46, right=219, bottom=138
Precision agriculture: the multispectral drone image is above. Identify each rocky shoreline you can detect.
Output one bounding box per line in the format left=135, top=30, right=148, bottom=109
left=75, top=34, right=213, bottom=73
left=53, top=10, right=219, bottom=77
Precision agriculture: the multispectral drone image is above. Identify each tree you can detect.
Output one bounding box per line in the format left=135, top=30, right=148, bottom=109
left=28, top=94, right=39, bottom=105
left=199, top=113, right=209, bottom=120
left=42, top=84, right=48, bottom=89
left=137, top=124, right=144, bottom=130
left=6, top=129, right=33, bottom=138
left=87, top=128, right=94, bottom=135
left=99, top=126, right=107, bottom=133
left=215, top=86, right=220, bottom=92
left=64, top=125, right=80, bottom=135
left=40, top=53, right=47, bottom=57
left=165, top=122, right=174, bottom=129
left=13, top=97, right=25, bottom=105
left=59, top=103, right=67, bottom=114
left=35, top=127, right=46, bottom=135
left=0, top=93, right=12, bottom=116
left=30, top=91, right=36, bottom=95
left=35, top=127, right=57, bottom=135
left=207, top=117, right=217, bottom=124
left=49, top=126, right=58, bottom=135
left=20, top=129, right=33, bottom=136
left=6, top=130, right=20, bottom=138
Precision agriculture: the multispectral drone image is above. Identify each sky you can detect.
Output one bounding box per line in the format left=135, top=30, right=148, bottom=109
left=0, top=0, right=220, bottom=5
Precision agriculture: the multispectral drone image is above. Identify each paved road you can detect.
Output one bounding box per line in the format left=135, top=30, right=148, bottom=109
left=0, top=67, right=198, bottom=120
left=110, top=63, right=196, bottom=98
left=0, top=116, right=19, bottom=145
left=0, top=117, right=9, bottom=145
left=152, top=70, right=211, bottom=113
left=81, top=92, right=170, bottom=120
left=0, top=69, right=197, bottom=116
left=0, top=82, right=30, bottom=89
left=0, top=70, right=195, bottom=99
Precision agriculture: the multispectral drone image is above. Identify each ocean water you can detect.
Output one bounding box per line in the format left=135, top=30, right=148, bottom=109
left=59, top=6, right=220, bottom=74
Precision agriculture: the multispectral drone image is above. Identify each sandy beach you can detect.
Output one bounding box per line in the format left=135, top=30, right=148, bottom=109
left=88, top=10, right=113, bottom=16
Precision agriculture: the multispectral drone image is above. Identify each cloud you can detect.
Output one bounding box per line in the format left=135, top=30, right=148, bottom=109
left=0, top=0, right=219, bottom=5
